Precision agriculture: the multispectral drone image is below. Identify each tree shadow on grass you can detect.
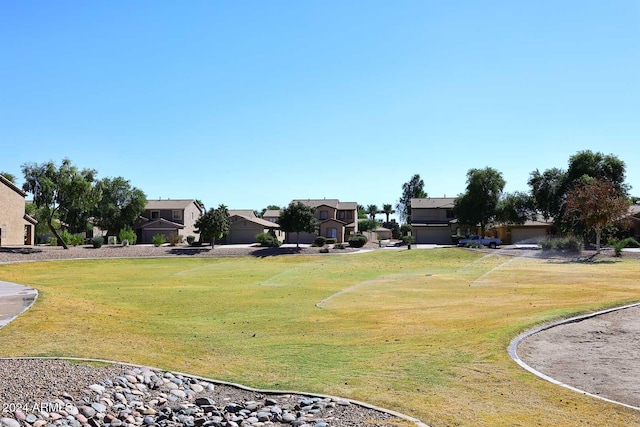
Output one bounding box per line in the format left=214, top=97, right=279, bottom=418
left=167, top=247, right=213, bottom=256
left=0, top=247, right=43, bottom=254
left=250, top=247, right=303, bottom=258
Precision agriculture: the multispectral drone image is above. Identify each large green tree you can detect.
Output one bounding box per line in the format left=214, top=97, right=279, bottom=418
left=277, top=202, right=319, bottom=248
left=565, top=179, right=630, bottom=253
left=396, top=174, right=427, bottom=224
left=22, top=159, right=98, bottom=248
left=454, top=167, right=505, bottom=235
left=496, top=191, right=536, bottom=225
left=194, top=204, right=230, bottom=248
left=92, top=177, right=147, bottom=237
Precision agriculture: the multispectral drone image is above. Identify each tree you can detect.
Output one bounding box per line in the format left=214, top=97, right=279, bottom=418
left=21, top=159, right=98, bottom=248
left=381, top=203, right=395, bottom=223
left=358, top=219, right=379, bottom=232
left=194, top=204, right=230, bottom=248
left=0, top=172, right=16, bottom=183
left=357, top=204, right=367, bottom=219
left=496, top=192, right=536, bottom=225
left=454, top=167, right=505, bottom=236
left=92, top=177, right=147, bottom=237
left=528, top=167, right=565, bottom=220
left=277, top=202, right=319, bottom=248
left=397, top=174, right=427, bottom=224
left=259, top=205, right=281, bottom=218
left=366, top=204, right=379, bottom=220
left=565, top=179, right=630, bottom=253
left=565, top=150, right=628, bottom=195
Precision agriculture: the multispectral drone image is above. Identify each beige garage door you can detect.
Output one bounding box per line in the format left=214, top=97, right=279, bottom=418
left=511, top=228, right=547, bottom=244
left=415, top=228, right=452, bottom=244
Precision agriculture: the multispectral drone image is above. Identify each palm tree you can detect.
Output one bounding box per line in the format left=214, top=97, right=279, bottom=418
left=366, top=204, right=379, bottom=220
left=381, top=203, right=395, bottom=223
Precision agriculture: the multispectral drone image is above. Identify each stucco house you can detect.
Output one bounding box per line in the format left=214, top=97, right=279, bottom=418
left=286, top=199, right=358, bottom=244
left=0, top=175, right=37, bottom=246
left=627, top=204, right=640, bottom=239
left=491, top=215, right=553, bottom=244
left=410, top=198, right=457, bottom=244
left=135, top=199, right=203, bottom=244
left=227, top=210, right=283, bottom=244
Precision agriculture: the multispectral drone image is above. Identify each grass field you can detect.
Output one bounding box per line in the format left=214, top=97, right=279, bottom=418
left=0, top=249, right=638, bottom=426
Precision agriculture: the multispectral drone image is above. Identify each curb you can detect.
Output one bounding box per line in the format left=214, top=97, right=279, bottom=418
left=508, top=302, right=640, bottom=411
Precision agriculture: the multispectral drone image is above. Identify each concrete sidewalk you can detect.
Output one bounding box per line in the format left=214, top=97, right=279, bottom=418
left=0, top=281, right=38, bottom=328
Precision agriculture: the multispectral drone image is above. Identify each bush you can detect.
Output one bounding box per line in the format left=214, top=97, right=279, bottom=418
left=186, top=235, right=196, bottom=245
left=313, top=236, right=327, bottom=247
left=256, top=232, right=281, bottom=247
left=465, top=241, right=483, bottom=249
left=47, top=236, right=58, bottom=246
left=169, top=234, right=183, bottom=246
left=400, top=224, right=412, bottom=236
left=60, top=230, right=83, bottom=246
left=358, top=219, right=379, bottom=233
left=402, top=235, right=416, bottom=245
left=152, top=234, right=166, bottom=247
left=92, top=236, right=104, bottom=248
left=334, top=243, right=345, bottom=250
left=118, top=226, right=137, bottom=245
left=539, top=236, right=583, bottom=253
left=348, top=234, right=368, bottom=248
left=614, top=237, right=640, bottom=257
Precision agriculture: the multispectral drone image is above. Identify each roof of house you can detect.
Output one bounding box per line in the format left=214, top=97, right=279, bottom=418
left=24, top=213, right=38, bottom=225
left=137, top=218, right=185, bottom=229
left=228, top=210, right=257, bottom=218
left=291, top=199, right=358, bottom=210
left=0, top=174, right=27, bottom=197
left=230, top=214, right=280, bottom=228
left=263, top=209, right=281, bottom=218
left=145, top=199, right=202, bottom=211
left=411, top=198, right=456, bottom=209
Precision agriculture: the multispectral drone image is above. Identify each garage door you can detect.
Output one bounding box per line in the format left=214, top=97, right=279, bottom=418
left=511, top=228, right=547, bottom=244
left=415, top=228, right=452, bottom=244
left=229, top=226, right=261, bottom=244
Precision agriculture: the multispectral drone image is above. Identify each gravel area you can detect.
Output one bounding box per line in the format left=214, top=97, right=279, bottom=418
left=0, top=359, right=411, bottom=427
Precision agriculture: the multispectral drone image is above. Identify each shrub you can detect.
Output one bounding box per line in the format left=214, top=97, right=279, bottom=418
left=92, top=236, right=104, bottom=248
left=465, top=241, right=483, bottom=249
left=358, top=219, right=379, bottom=233
left=256, top=232, right=281, bottom=247
left=334, top=243, right=345, bottom=250
left=169, top=234, right=183, bottom=246
left=152, top=234, right=166, bottom=247
left=60, top=230, right=83, bottom=246
left=402, top=235, right=416, bottom=245
left=47, top=236, right=58, bottom=246
left=319, top=247, right=329, bottom=253
left=313, top=236, right=327, bottom=247
left=348, top=234, right=368, bottom=248
left=539, top=236, right=583, bottom=253
left=614, top=237, right=640, bottom=257
left=186, top=235, right=196, bottom=245
left=118, top=226, right=137, bottom=245
left=400, top=224, right=412, bottom=236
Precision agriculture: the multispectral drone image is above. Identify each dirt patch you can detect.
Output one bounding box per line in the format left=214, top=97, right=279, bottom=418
left=517, top=305, right=640, bottom=408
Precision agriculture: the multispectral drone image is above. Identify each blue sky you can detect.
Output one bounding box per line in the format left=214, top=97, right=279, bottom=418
left=2, top=1, right=638, bottom=214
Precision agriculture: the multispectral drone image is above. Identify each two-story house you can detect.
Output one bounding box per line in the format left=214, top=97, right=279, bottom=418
left=0, top=175, right=37, bottom=246
left=286, top=199, right=358, bottom=244
left=135, top=199, right=203, bottom=244
left=410, top=197, right=457, bottom=244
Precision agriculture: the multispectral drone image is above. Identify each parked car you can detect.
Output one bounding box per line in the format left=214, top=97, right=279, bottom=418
left=458, top=235, right=502, bottom=249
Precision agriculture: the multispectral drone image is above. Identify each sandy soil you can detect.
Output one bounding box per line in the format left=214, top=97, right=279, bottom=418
left=517, top=305, right=640, bottom=408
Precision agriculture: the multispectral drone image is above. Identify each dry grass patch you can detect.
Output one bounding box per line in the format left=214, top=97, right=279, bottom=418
left=0, top=250, right=638, bottom=426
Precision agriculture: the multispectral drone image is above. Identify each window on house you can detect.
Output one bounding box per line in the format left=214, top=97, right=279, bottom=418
left=151, top=211, right=160, bottom=220
left=346, top=211, right=353, bottom=220
left=327, top=228, right=337, bottom=238
left=446, top=209, right=455, bottom=218
left=338, top=211, right=345, bottom=220
left=319, top=211, right=329, bottom=220
left=172, top=210, right=183, bottom=221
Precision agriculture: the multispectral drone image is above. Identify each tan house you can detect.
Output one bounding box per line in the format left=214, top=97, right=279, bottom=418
left=491, top=215, right=553, bottom=244
left=135, top=199, right=203, bottom=244
left=0, top=175, right=37, bottom=246
left=628, top=204, right=640, bottom=239
left=286, top=199, right=358, bottom=244
left=227, top=210, right=283, bottom=244
left=410, top=198, right=457, bottom=244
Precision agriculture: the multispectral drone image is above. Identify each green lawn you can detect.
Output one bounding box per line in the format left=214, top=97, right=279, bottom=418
left=0, top=249, right=638, bottom=426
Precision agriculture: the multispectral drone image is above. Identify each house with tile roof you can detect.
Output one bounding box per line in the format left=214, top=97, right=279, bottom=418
left=0, top=174, right=37, bottom=246
left=135, top=199, right=203, bottom=244
left=410, top=197, right=458, bottom=244
left=286, top=199, right=358, bottom=244
left=227, top=210, right=283, bottom=244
